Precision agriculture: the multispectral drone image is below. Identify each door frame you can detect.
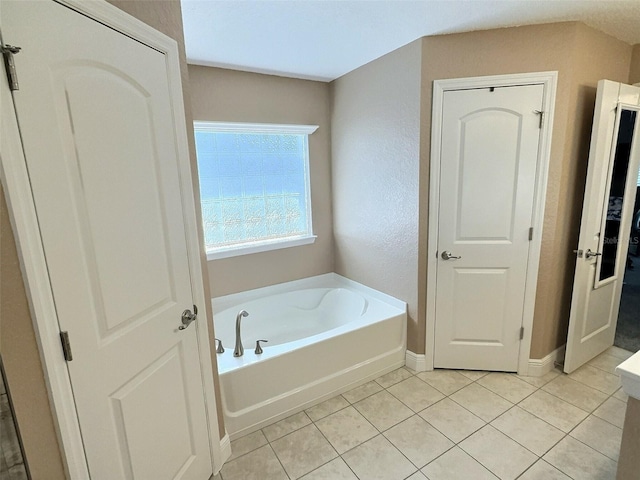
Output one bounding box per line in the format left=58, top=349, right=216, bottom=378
left=425, top=72, right=558, bottom=375
left=0, top=0, right=224, bottom=477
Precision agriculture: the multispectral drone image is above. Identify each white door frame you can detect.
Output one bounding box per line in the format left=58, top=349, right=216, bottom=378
left=0, top=1, right=224, bottom=477
left=425, top=72, right=558, bottom=375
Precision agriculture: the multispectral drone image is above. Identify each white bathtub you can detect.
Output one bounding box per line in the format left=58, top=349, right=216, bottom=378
left=212, top=273, right=407, bottom=438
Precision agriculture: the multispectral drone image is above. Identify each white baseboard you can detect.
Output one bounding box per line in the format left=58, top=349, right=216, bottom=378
left=406, top=350, right=428, bottom=372
left=218, top=433, right=231, bottom=471
left=528, top=344, right=565, bottom=377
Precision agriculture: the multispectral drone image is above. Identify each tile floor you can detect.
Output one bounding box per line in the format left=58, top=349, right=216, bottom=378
left=213, top=346, right=634, bottom=480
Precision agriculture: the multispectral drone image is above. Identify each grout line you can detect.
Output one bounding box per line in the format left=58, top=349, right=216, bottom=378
left=223, top=363, right=627, bottom=480
left=267, top=442, right=293, bottom=480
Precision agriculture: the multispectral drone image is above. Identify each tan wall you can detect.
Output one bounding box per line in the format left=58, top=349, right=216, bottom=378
left=0, top=3, right=225, bottom=477
left=631, top=45, right=640, bottom=84
left=330, top=40, right=422, bottom=350
left=189, top=66, right=334, bottom=297
left=418, top=22, right=632, bottom=358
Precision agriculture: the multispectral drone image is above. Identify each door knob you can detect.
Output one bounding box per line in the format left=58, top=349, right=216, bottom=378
left=179, top=306, right=198, bottom=330
left=585, top=249, right=602, bottom=260
left=441, top=251, right=462, bottom=260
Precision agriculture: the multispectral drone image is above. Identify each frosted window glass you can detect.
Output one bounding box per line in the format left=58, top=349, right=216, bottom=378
left=194, top=127, right=312, bottom=254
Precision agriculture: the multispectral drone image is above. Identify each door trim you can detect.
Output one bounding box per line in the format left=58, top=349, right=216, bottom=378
left=0, top=0, right=223, bottom=477
left=425, top=72, right=558, bottom=375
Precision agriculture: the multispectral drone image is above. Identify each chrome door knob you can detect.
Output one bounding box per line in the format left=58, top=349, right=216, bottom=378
left=441, top=251, right=462, bottom=260
left=585, top=249, right=602, bottom=260
left=179, top=306, right=198, bottom=330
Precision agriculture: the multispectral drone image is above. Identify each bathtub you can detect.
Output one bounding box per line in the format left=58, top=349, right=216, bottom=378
left=212, top=273, right=407, bottom=438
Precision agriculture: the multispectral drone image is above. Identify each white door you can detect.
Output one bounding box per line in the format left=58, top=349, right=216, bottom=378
left=434, top=85, right=544, bottom=371
left=564, top=80, right=640, bottom=373
left=2, top=2, right=214, bottom=478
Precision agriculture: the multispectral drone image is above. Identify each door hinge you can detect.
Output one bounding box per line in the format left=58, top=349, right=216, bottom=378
left=60, top=331, right=73, bottom=361
left=533, top=110, right=544, bottom=129
left=1, top=44, right=21, bottom=91
left=528, top=227, right=534, bottom=241
left=519, top=327, right=525, bottom=340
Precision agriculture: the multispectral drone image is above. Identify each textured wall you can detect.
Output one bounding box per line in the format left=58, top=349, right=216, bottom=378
left=330, top=40, right=422, bottom=351
left=419, top=22, right=632, bottom=359
left=631, top=45, right=640, bottom=84
left=189, top=66, right=334, bottom=297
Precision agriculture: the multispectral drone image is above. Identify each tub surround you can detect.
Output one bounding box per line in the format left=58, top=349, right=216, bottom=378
left=213, top=274, right=407, bottom=438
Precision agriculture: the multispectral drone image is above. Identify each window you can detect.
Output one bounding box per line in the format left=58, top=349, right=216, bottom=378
left=194, top=122, right=318, bottom=259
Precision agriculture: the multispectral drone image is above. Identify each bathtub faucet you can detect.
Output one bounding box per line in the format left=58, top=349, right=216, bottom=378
left=234, top=310, right=249, bottom=357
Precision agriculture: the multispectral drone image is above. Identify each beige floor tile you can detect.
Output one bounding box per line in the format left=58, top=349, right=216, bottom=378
left=491, top=406, right=564, bottom=456
left=387, top=377, right=445, bottom=412
left=228, top=430, right=268, bottom=461
left=459, top=425, right=537, bottom=479
left=518, top=390, right=588, bottom=433
left=342, top=435, right=417, bottom=480
left=477, top=373, right=537, bottom=403
left=342, top=381, right=384, bottom=404
left=458, top=370, right=489, bottom=380
left=419, top=398, right=485, bottom=443
left=421, top=446, right=498, bottom=480
left=516, top=369, right=560, bottom=388
left=568, top=364, right=621, bottom=395
left=613, top=387, right=629, bottom=402
left=375, top=367, right=414, bottom=388
left=405, top=472, right=428, bottom=480
left=271, top=424, right=338, bottom=479
left=416, top=370, right=472, bottom=395
left=220, top=444, right=288, bottom=480
left=212, top=474, right=222, bottom=480
left=353, top=390, right=413, bottom=431
left=569, top=415, right=622, bottom=461
left=299, top=458, right=358, bottom=480
left=541, top=375, right=608, bottom=412
left=305, top=395, right=350, bottom=422
left=592, top=396, right=627, bottom=428
left=263, top=411, right=312, bottom=441
left=384, top=415, right=454, bottom=468
left=543, top=436, right=618, bottom=480
left=449, top=383, right=513, bottom=422
left=589, top=352, right=624, bottom=374
left=606, top=346, right=635, bottom=361
left=517, top=460, right=571, bottom=480
left=315, top=406, right=378, bottom=454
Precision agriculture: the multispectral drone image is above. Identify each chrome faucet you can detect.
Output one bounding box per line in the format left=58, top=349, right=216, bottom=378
left=233, top=310, right=249, bottom=357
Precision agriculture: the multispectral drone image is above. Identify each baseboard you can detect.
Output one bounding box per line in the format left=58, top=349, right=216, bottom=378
left=405, top=350, right=428, bottom=372
left=218, top=433, right=231, bottom=470
left=528, top=344, right=566, bottom=377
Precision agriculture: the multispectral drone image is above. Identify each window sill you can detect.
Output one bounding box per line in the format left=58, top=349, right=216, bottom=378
left=206, top=235, right=317, bottom=261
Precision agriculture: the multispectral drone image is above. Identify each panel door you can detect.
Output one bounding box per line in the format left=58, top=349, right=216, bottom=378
left=1, top=2, right=213, bottom=478
left=435, top=84, right=544, bottom=371
left=564, top=80, right=640, bottom=373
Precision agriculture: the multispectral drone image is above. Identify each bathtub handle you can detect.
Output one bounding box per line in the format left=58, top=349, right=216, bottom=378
left=215, top=338, right=225, bottom=354
left=255, top=340, right=268, bottom=355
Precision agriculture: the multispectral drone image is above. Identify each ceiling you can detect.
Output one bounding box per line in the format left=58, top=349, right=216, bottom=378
left=181, top=1, right=640, bottom=82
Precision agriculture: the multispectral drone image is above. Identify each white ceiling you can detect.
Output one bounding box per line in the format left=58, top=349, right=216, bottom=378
left=181, top=1, right=640, bottom=82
